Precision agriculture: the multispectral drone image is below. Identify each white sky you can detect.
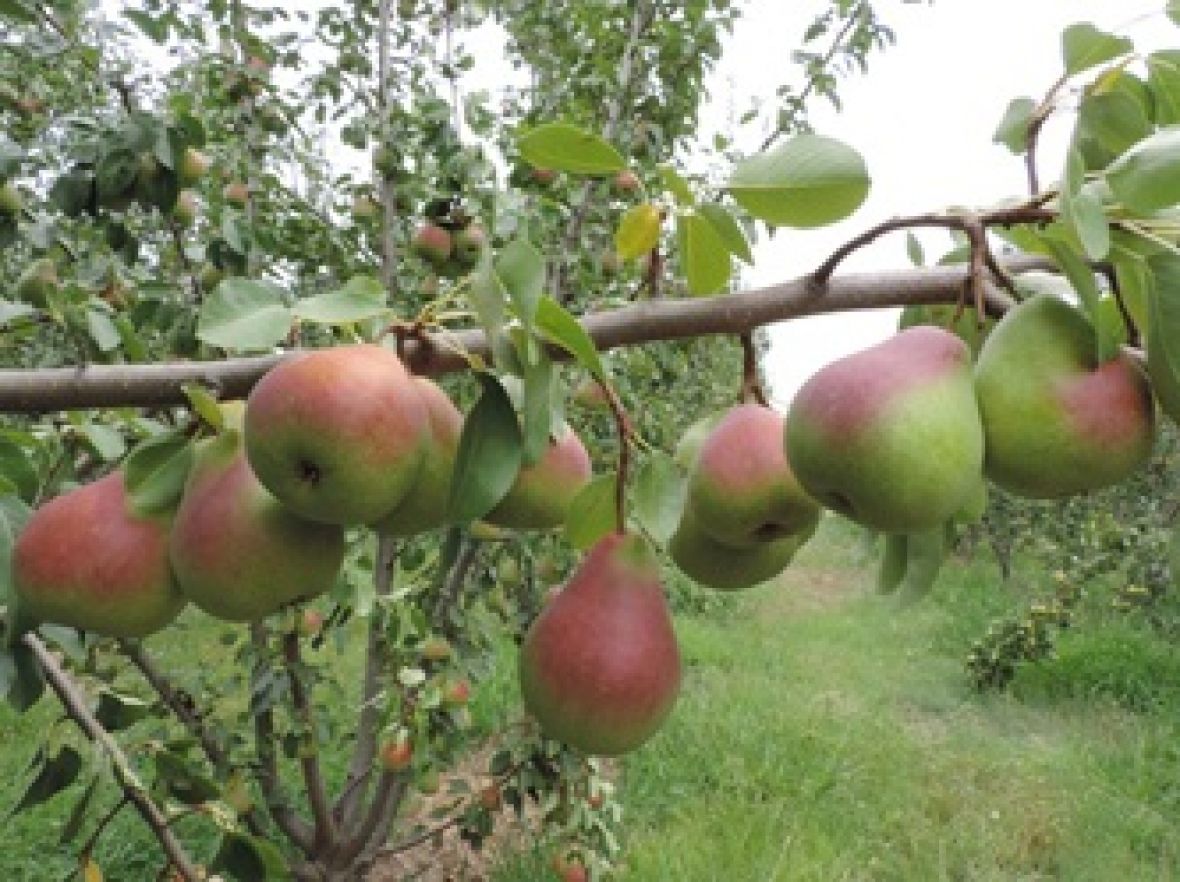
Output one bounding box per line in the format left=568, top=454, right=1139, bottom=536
left=704, top=1, right=1169, bottom=405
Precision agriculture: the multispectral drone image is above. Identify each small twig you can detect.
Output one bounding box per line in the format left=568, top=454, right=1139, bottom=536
left=282, top=628, right=337, bottom=851
left=1025, top=71, right=1070, bottom=197
left=78, top=795, right=129, bottom=869
left=738, top=333, right=769, bottom=406
left=23, top=634, right=201, bottom=881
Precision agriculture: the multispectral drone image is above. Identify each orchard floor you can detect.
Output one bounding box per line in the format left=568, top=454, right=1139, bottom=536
left=491, top=519, right=1180, bottom=882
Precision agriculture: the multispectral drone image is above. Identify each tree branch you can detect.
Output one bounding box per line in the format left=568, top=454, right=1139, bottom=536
left=281, top=629, right=336, bottom=852
left=250, top=624, right=315, bottom=853
left=333, top=536, right=397, bottom=828
left=0, top=257, right=1054, bottom=413
left=23, top=633, right=201, bottom=882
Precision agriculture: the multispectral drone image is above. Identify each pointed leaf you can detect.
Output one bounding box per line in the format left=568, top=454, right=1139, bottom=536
left=197, top=279, right=292, bottom=352
left=1148, top=51, right=1180, bottom=125
left=563, top=474, right=618, bottom=550
left=615, top=203, right=661, bottom=260
left=534, top=297, right=605, bottom=381
left=1079, top=90, right=1150, bottom=156
left=3, top=642, right=43, bottom=711
left=517, top=123, right=626, bottom=174
left=697, top=203, right=753, bottom=264
left=58, top=778, right=99, bottom=845
left=1062, top=187, right=1111, bottom=260
left=896, top=528, right=946, bottom=604
left=211, top=831, right=289, bottom=881
left=496, top=238, right=545, bottom=327
left=80, top=424, right=126, bottom=462
left=447, top=375, right=523, bottom=523
left=877, top=534, right=907, bottom=595
left=993, top=96, right=1036, bottom=154
left=676, top=212, right=731, bottom=296
left=123, top=432, right=194, bottom=517
left=293, top=276, right=390, bottom=325
left=9, top=747, right=82, bottom=817
left=633, top=453, right=685, bottom=545
left=905, top=231, right=925, bottom=266
left=658, top=165, right=695, bottom=207
left=520, top=353, right=554, bottom=467
left=1061, top=22, right=1133, bottom=75
left=1042, top=238, right=1102, bottom=330
left=1106, top=125, right=1180, bottom=213
left=181, top=384, right=224, bottom=431
left=727, top=133, right=869, bottom=228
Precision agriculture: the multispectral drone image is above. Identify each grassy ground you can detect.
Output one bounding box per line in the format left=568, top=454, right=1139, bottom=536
left=3, top=519, right=1178, bottom=880
left=497, top=518, right=1180, bottom=881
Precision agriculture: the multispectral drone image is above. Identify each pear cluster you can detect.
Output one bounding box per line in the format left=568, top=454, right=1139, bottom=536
left=11, top=344, right=593, bottom=638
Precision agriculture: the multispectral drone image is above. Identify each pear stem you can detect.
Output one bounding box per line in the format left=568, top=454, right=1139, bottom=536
left=596, top=379, right=634, bottom=533
left=738, top=333, right=769, bottom=407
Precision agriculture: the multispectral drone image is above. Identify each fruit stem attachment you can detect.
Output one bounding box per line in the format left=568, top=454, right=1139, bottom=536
left=23, top=632, right=202, bottom=881
left=738, top=333, right=769, bottom=406
left=596, top=378, right=634, bottom=532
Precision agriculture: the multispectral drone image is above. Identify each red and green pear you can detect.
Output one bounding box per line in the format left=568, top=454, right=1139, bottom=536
left=244, top=344, right=429, bottom=525
left=520, top=532, right=680, bottom=756
left=375, top=377, right=463, bottom=537
left=170, top=430, right=345, bottom=622
left=178, top=147, right=211, bottom=184
left=411, top=222, right=452, bottom=265
left=898, top=302, right=994, bottom=356
left=668, top=507, right=814, bottom=591
left=485, top=425, right=592, bottom=530
left=686, top=404, right=820, bottom=549
left=12, top=471, right=185, bottom=638
left=975, top=294, right=1155, bottom=498
left=172, top=189, right=198, bottom=227
left=786, top=326, right=984, bottom=532
left=454, top=224, right=487, bottom=267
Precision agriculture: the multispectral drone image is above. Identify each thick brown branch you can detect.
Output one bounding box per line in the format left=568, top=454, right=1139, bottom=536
left=23, top=634, right=201, bottom=882
left=0, top=259, right=1053, bottom=414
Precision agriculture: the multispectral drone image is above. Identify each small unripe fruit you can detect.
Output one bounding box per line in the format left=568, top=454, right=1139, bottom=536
left=498, top=557, right=521, bottom=584
left=420, top=636, right=452, bottom=662
left=613, top=169, right=640, bottom=193
left=199, top=264, right=224, bottom=293
left=352, top=194, right=379, bottom=220
left=178, top=147, right=211, bottom=184
left=532, top=167, right=556, bottom=185
left=599, top=250, right=621, bottom=277
left=223, top=181, right=250, bottom=207
left=300, top=609, right=325, bottom=638
left=587, top=791, right=605, bottom=810
left=417, top=769, right=441, bottom=794
left=454, top=224, right=486, bottom=267
left=380, top=736, right=413, bottom=771
left=15, top=96, right=44, bottom=115
left=443, top=677, right=470, bottom=707
left=572, top=378, right=609, bottom=410
left=173, top=189, right=198, bottom=227
left=479, top=783, right=502, bottom=811
left=412, top=222, right=452, bottom=265
left=551, top=852, right=588, bottom=882
left=0, top=182, right=22, bottom=215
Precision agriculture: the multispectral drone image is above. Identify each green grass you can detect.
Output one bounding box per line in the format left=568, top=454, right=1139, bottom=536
left=497, top=518, right=1180, bottom=881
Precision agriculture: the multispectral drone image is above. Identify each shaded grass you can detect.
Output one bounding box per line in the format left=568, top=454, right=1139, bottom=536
left=497, top=517, right=1180, bottom=881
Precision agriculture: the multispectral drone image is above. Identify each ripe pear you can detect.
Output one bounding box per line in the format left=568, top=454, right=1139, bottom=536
left=786, top=326, right=984, bottom=532
left=375, top=378, right=463, bottom=537
left=669, top=507, right=814, bottom=591
left=170, top=430, right=345, bottom=622
left=178, top=147, right=210, bottom=185
left=686, top=404, right=819, bottom=549
left=12, top=472, right=184, bottom=638
left=974, top=294, right=1155, bottom=498
left=519, top=532, right=680, bottom=756
left=411, top=223, right=452, bottom=265
left=485, top=425, right=592, bottom=530
left=244, top=345, right=429, bottom=525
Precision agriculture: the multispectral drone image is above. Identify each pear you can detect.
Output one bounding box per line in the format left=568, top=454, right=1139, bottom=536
left=975, top=295, right=1155, bottom=498
left=898, top=302, right=993, bottom=356
left=485, top=425, right=592, bottom=530
left=12, top=472, right=184, bottom=638
left=786, top=326, right=984, bottom=532
left=244, top=345, right=429, bottom=525
left=686, top=404, right=819, bottom=548
left=375, top=378, right=463, bottom=537
left=519, top=532, right=680, bottom=755
left=669, top=507, right=814, bottom=591
left=170, top=430, right=345, bottom=622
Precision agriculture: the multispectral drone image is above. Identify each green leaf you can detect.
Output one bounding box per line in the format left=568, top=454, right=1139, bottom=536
left=1147, top=255, right=1180, bottom=402
left=123, top=432, right=194, bottom=517
left=496, top=238, right=545, bottom=327
left=86, top=302, right=121, bottom=353
left=1061, top=22, right=1133, bottom=75
left=197, top=279, right=292, bottom=352
left=2, top=642, right=43, bottom=711
left=658, top=165, right=695, bottom=206
left=0, top=300, right=35, bottom=327
left=563, top=474, right=618, bottom=550
left=468, top=254, right=511, bottom=366
left=1095, top=296, right=1130, bottom=361
left=1171, top=1, right=1180, bottom=26
left=533, top=298, right=605, bottom=381
left=896, top=528, right=947, bottom=604
left=1147, top=51, right=1180, bottom=125
left=95, top=690, right=152, bottom=731
left=615, top=203, right=661, bottom=260
left=153, top=749, right=220, bottom=805
left=9, top=747, right=82, bottom=817
left=58, top=778, right=99, bottom=845
left=520, top=354, right=554, bottom=467
left=1043, top=238, right=1102, bottom=328
left=905, top=231, right=925, bottom=266
left=633, top=453, right=685, bottom=545
left=993, top=97, right=1037, bottom=154
left=0, top=494, right=31, bottom=647
left=1079, top=90, right=1151, bottom=156
left=0, top=1, right=37, bottom=24
left=181, top=384, right=224, bottom=431
left=211, top=831, right=289, bottom=881
left=0, top=440, right=37, bottom=501
left=727, top=133, right=869, bottom=228
left=877, top=534, right=906, bottom=595
left=517, top=123, right=626, bottom=175
left=292, top=276, right=389, bottom=325
left=447, top=375, right=523, bottom=523
left=676, top=212, right=731, bottom=296
left=1111, top=245, right=1151, bottom=333
left=1106, top=125, right=1180, bottom=213
left=80, top=424, right=126, bottom=462
left=1061, top=187, right=1111, bottom=261
left=697, top=203, right=753, bottom=264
